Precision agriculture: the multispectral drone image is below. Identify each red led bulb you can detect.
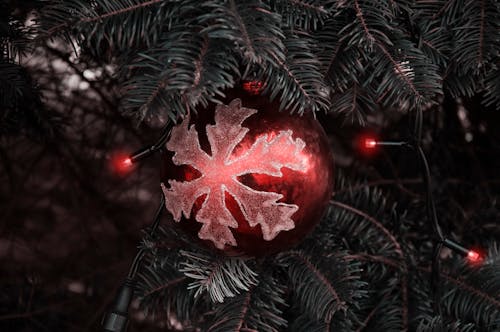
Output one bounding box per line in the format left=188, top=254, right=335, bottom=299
left=365, top=138, right=377, bottom=149
left=111, top=153, right=134, bottom=175
left=123, top=158, right=132, bottom=167
left=467, top=250, right=480, bottom=263
left=359, top=135, right=379, bottom=155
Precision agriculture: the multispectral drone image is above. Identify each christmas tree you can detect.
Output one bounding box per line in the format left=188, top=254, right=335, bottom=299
left=1, top=1, right=499, bottom=331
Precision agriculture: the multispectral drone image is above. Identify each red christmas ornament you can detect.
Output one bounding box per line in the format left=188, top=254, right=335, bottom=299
left=161, top=86, right=334, bottom=256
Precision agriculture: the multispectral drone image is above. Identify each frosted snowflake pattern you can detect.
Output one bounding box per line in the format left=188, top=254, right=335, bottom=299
left=161, top=99, right=307, bottom=249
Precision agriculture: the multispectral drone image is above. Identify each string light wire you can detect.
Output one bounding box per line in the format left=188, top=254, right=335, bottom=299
left=102, top=124, right=172, bottom=332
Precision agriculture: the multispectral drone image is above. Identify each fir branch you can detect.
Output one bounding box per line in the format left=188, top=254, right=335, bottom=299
left=207, top=273, right=287, bottom=332
left=270, top=0, right=335, bottom=30
left=353, top=0, right=375, bottom=46
left=137, top=261, right=198, bottom=323
left=416, top=317, right=476, bottom=332
left=355, top=283, right=408, bottom=332
left=329, top=174, right=410, bottom=330
left=483, top=67, right=500, bottom=108
left=440, top=271, right=500, bottom=310
left=43, top=0, right=166, bottom=36
left=279, top=250, right=365, bottom=326
left=143, top=277, right=187, bottom=297
left=412, top=18, right=451, bottom=67
left=258, top=29, right=330, bottom=114
left=330, top=200, right=404, bottom=258
left=179, top=251, right=258, bottom=303
left=292, top=251, right=347, bottom=312
left=478, top=0, right=486, bottom=65
left=345, top=254, right=401, bottom=270
left=451, top=0, right=499, bottom=73
left=355, top=292, right=392, bottom=332
left=443, top=65, right=478, bottom=99
left=40, top=0, right=178, bottom=56
left=431, top=245, right=500, bottom=329
left=341, top=0, right=442, bottom=110
left=208, top=290, right=252, bottom=332
left=122, top=28, right=238, bottom=121
left=330, top=84, right=377, bottom=125
left=198, top=0, right=285, bottom=66
left=315, top=18, right=365, bottom=91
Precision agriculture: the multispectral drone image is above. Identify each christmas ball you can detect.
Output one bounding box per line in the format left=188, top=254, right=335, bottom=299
left=160, top=84, right=334, bottom=256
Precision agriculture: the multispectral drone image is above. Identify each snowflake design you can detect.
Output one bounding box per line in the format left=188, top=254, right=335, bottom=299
left=161, top=99, right=307, bottom=249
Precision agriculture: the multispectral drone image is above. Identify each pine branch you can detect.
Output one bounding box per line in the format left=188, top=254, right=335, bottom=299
left=39, top=0, right=177, bottom=55
left=483, top=66, right=500, bottom=108
left=413, top=18, right=451, bottom=67
left=416, top=317, right=476, bottom=332
left=270, top=0, right=335, bottom=30
left=438, top=245, right=500, bottom=329
left=451, top=0, right=499, bottom=73
left=143, top=277, right=187, bottom=298
left=340, top=0, right=442, bottom=110
left=330, top=84, right=377, bottom=125
left=352, top=245, right=500, bottom=330
left=122, top=28, right=238, bottom=121
left=258, top=29, right=330, bottom=114
left=358, top=289, right=406, bottom=332
left=443, top=65, right=478, bottom=99
left=198, top=0, right=285, bottom=66
left=329, top=200, right=404, bottom=258
left=42, top=0, right=164, bottom=35
left=328, top=173, right=410, bottom=330
left=279, top=250, right=365, bottom=327
left=179, top=251, right=258, bottom=303
left=137, top=262, right=198, bottom=324
left=315, top=18, right=364, bottom=90
left=207, top=273, right=287, bottom=332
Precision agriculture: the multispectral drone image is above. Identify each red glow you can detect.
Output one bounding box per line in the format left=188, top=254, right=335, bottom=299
left=365, top=138, right=377, bottom=149
left=467, top=250, right=480, bottom=263
left=242, top=80, right=263, bottom=95
left=111, top=153, right=134, bottom=175
left=358, top=135, right=379, bottom=155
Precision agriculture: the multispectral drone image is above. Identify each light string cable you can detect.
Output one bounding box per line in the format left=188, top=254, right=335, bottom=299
left=371, top=105, right=473, bottom=315
left=412, top=106, right=445, bottom=316
left=101, top=123, right=173, bottom=332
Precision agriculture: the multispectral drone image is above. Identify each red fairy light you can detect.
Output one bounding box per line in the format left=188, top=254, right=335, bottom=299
left=111, top=153, right=134, bottom=175
left=358, top=135, right=379, bottom=155
left=467, top=250, right=480, bottom=263
left=365, top=138, right=377, bottom=149
left=443, top=239, right=483, bottom=265
left=123, top=158, right=132, bottom=166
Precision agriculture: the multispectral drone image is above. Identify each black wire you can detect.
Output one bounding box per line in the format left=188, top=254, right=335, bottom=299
left=431, top=242, right=444, bottom=316
left=413, top=107, right=445, bottom=317
left=417, top=146, right=444, bottom=241
left=414, top=105, right=423, bottom=144
left=127, top=194, right=166, bottom=279
left=122, top=122, right=172, bottom=280
left=102, top=125, right=173, bottom=332
left=152, top=122, right=174, bottom=151
left=149, top=193, right=166, bottom=235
